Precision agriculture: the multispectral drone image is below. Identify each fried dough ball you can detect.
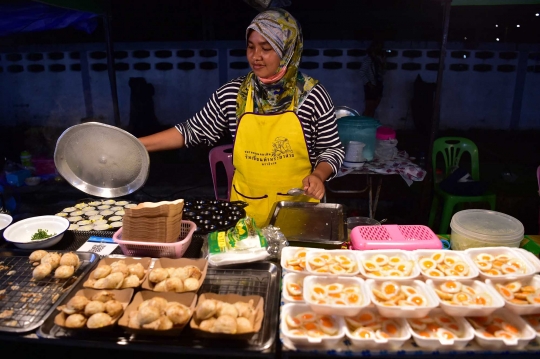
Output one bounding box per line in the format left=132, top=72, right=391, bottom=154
left=65, top=295, right=90, bottom=314
left=33, top=263, right=52, bottom=280
left=122, top=274, right=140, bottom=288
left=153, top=280, right=167, bottom=292
left=137, top=305, right=160, bottom=325
left=186, top=265, right=202, bottom=280
left=165, top=267, right=175, bottom=277
left=234, top=300, right=255, bottom=320
left=87, top=312, right=113, bottom=328
left=236, top=317, right=254, bottom=334
left=165, top=277, right=184, bottom=292
left=127, top=311, right=140, bottom=329
left=54, top=265, right=74, bottom=279
left=105, top=300, right=123, bottom=317
left=165, top=303, right=191, bottom=325
left=29, top=250, right=48, bottom=262
left=59, top=252, right=80, bottom=268
left=183, top=277, right=199, bottom=292
left=65, top=314, right=87, bottom=328
left=110, top=262, right=129, bottom=277
left=147, top=297, right=168, bottom=312
left=157, top=316, right=174, bottom=330
left=196, top=299, right=217, bottom=320
left=171, top=267, right=189, bottom=281
left=199, top=318, right=216, bottom=332
left=93, top=278, right=108, bottom=289
left=91, top=291, right=115, bottom=303
left=149, top=268, right=169, bottom=283
left=93, top=265, right=112, bottom=279
left=212, top=314, right=237, bottom=334
left=84, top=300, right=106, bottom=316
left=104, top=272, right=124, bottom=289
left=127, top=263, right=146, bottom=280
left=84, top=278, right=96, bottom=288
left=41, top=252, right=61, bottom=269
left=218, top=302, right=238, bottom=318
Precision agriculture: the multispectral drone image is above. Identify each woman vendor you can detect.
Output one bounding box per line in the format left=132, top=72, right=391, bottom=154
left=139, top=8, right=344, bottom=226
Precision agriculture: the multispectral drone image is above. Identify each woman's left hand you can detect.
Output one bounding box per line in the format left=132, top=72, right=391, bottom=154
left=302, top=174, right=325, bottom=200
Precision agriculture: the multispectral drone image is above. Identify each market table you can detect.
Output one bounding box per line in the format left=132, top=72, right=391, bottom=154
left=326, top=151, right=426, bottom=219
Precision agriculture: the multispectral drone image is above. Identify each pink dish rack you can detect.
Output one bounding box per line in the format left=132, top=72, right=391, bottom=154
left=112, top=220, right=196, bottom=258
left=350, top=224, right=442, bottom=251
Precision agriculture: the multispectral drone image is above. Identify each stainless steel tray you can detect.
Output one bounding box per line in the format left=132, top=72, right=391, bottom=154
left=37, top=260, right=280, bottom=355
left=0, top=249, right=98, bottom=333
left=268, top=201, right=346, bottom=249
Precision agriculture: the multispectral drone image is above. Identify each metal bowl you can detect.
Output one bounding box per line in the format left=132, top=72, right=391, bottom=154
left=3, top=215, right=69, bottom=249
left=335, top=105, right=360, bottom=119
left=54, top=122, right=150, bottom=198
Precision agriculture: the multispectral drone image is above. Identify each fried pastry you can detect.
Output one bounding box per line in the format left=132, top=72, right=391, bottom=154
left=105, top=300, right=123, bottom=317
left=93, top=265, right=112, bottom=279
left=54, top=265, right=75, bottom=279
left=149, top=268, right=169, bottom=283
left=91, top=291, right=115, bottom=303
left=87, top=312, right=113, bottom=328
left=29, top=250, right=48, bottom=262
left=84, top=300, right=105, bottom=316
left=127, top=263, right=146, bottom=280
left=59, top=252, right=80, bottom=268
left=33, top=263, right=52, bottom=280
left=65, top=314, right=87, bottom=328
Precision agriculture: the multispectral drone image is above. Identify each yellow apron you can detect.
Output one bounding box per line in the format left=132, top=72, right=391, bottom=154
left=230, top=87, right=319, bottom=227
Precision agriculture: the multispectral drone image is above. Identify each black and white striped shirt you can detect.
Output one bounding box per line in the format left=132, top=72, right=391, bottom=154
left=176, top=76, right=345, bottom=179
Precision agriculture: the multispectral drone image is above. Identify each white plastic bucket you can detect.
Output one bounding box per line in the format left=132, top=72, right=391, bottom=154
left=450, top=209, right=524, bottom=250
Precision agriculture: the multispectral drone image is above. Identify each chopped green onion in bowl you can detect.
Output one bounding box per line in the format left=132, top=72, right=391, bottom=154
left=31, top=229, right=56, bottom=241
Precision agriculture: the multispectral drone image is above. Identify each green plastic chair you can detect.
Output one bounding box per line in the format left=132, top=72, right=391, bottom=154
left=428, top=137, right=496, bottom=234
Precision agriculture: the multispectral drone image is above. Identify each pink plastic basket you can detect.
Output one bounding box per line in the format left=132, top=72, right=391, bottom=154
left=112, top=220, right=196, bottom=258
left=350, top=224, right=442, bottom=251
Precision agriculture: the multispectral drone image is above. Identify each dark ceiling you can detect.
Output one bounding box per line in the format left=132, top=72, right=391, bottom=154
left=2, top=0, right=540, bottom=45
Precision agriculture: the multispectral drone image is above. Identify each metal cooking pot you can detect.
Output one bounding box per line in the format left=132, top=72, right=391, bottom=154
left=54, top=122, right=150, bottom=198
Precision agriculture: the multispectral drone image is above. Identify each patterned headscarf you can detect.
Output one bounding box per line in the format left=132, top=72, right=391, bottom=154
left=236, top=8, right=318, bottom=118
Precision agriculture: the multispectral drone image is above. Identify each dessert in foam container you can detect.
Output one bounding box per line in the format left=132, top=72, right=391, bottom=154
left=344, top=308, right=411, bottom=350
left=280, top=303, right=345, bottom=349
left=426, top=279, right=504, bottom=317
left=406, top=308, right=474, bottom=349
left=465, top=247, right=538, bottom=281
left=282, top=272, right=307, bottom=303
left=365, top=279, right=438, bottom=318
left=356, top=249, right=419, bottom=280
left=304, top=249, right=360, bottom=276
left=281, top=247, right=316, bottom=274
left=413, top=249, right=478, bottom=281
left=486, top=275, right=540, bottom=315
left=466, top=308, right=535, bottom=349
left=302, top=275, right=369, bottom=317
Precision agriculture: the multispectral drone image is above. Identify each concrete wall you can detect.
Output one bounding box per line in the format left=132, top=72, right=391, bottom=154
left=0, top=40, right=539, bottom=131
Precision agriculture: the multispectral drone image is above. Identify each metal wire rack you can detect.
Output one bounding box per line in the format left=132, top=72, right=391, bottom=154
left=0, top=251, right=98, bottom=333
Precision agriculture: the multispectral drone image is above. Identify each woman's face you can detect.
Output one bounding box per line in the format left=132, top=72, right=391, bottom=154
left=247, top=30, right=281, bottom=79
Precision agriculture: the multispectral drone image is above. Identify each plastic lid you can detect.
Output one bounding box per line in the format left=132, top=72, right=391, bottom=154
left=376, top=126, right=396, bottom=140
left=450, top=209, right=524, bottom=242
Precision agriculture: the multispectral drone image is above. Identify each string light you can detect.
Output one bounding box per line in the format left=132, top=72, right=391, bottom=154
left=536, top=13, right=539, bottom=16
left=517, top=24, right=520, bottom=27
left=495, top=24, right=498, bottom=27
left=496, top=38, right=500, bottom=41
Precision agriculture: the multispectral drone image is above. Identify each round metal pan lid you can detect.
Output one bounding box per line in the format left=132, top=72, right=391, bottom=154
left=54, top=122, right=150, bottom=198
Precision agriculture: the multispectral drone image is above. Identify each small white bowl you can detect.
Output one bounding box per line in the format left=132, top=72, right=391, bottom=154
left=465, top=247, right=536, bottom=282
left=0, top=214, right=13, bottom=231
left=25, top=176, right=41, bottom=186
left=3, top=215, right=69, bottom=249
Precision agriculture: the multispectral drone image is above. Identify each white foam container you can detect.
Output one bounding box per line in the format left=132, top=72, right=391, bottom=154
left=450, top=209, right=524, bottom=250
left=355, top=249, right=420, bottom=281
left=305, top=249, right=361, bottom=276
left=365, top=279, right=439, bottom=318
left=303, top=275, right=369, bottom=317
left=471, top=308, right=536, bottom=349
left=465, top=247, right=538, bottom=282
left=521, top=314, right=540, bottom=345
left=413, top=249, right=479, bottom=281
left=280, top=303, right=345, bottom=350
left=282, top=272, right=307, bottom=304
left=426, top=279, right=505, bottom=317
left=485, top=275, right=540, bottom=315
left=408, top=308, right=475, bottom=349
left=344, top=308, right=411, bottom=350
left=281, top=247, right=316, bottom=274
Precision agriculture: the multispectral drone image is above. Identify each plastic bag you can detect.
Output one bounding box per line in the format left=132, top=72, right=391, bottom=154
left=206, top=216, right=270, bottom=266
left=262, top=225, right=288, bottom=261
